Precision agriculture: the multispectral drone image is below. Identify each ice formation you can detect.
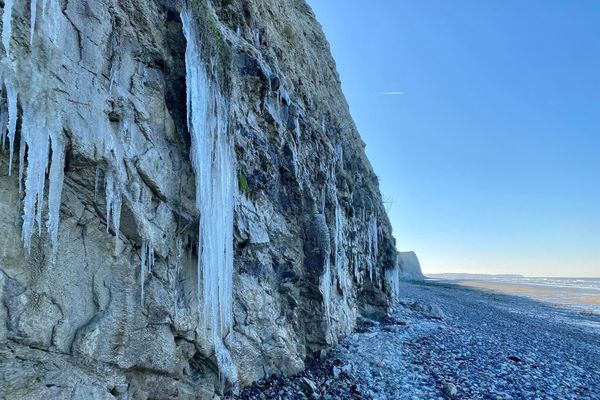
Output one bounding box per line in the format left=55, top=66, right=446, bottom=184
left=2, top=0, right=14, bottom=54
left=334, top=204, right=349, bottom=300
left=29, top=0, right=38, bottom=44
left=0, top=0, right=66, bottom=255
left=104, top=170, right=122, bottom=249
left=181, top=8, right=236, bottom=354
left=385, top=263, right=400, bottom=301
left=5, top=81, right=17, bottom=176
left=330, top=146, right=350, bottom=301
left=321, top=258, right=332, bottom=321
left=367, top=213, right=379, bottom=280
left=140, top=241, right=154, bottom=304
left=10, top=96, right=65, bottom=254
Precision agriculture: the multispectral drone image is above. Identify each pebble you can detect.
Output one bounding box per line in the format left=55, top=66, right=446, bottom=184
left=442, top=382, right=457, bottom=397
left=232, top=281, right=600, bottom=400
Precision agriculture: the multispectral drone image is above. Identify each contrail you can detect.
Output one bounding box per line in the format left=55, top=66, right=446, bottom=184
left=378, top=91, right=405, bottom=95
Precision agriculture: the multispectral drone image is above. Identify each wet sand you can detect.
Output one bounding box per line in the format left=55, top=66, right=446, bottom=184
left=447, top=279, right=600, bottom=314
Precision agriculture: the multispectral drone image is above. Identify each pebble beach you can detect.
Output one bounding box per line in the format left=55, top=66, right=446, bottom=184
left=236, top=280, right=600, bottom=399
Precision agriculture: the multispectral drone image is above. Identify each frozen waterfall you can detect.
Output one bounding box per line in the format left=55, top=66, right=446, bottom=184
left=181, top=8, right=236, bottom=355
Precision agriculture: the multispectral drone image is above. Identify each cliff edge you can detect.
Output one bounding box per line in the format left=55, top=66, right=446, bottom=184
left=0, top=0, right=398, bottom=398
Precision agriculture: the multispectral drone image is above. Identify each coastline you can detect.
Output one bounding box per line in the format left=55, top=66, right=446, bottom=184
left=432, top=278, right=600, bottom=315
left=236, top=281, right=600, bottom=399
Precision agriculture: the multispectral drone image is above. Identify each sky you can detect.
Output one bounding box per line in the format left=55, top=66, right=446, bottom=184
left=307, top=1, right=600, bottom=277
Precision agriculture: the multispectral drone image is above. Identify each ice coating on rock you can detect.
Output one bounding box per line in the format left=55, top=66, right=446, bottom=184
left=181, top=8, right=236, bottom=368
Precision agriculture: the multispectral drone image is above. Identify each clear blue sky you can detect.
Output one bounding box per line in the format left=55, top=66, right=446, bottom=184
left=308, top=1, right=600, bottom=277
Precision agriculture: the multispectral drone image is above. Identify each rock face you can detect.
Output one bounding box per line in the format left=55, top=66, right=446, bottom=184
left=398, top=251, right=425, bottom=280
left=0, top=0, right=397, bottom=398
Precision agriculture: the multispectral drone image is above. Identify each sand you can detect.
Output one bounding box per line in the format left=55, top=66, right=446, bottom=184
left=453, top=280, right=600, bottom=312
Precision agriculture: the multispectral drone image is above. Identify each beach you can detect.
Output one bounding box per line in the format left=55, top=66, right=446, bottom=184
left=435, top=276, right=600, bottom=315
left=236, top=280, right=600, bottom=399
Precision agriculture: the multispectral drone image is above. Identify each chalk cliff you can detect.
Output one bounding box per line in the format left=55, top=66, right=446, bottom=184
left=0, top=0, right=398, bottom=398
left=397, top=251, right=425, bottom=280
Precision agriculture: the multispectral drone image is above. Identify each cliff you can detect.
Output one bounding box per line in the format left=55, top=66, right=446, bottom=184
left=0, top=0, right=398, bottom=398
left=398, top=251, right=425, bottom=280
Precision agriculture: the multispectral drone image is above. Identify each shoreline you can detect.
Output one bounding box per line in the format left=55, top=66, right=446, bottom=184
left=235, top=280, right=600, bottom=399
left=429, top=278, right=600, bottom=315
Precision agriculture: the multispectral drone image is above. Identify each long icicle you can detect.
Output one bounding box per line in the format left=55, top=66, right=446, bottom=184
left=181, top=8, right=236, bottom=373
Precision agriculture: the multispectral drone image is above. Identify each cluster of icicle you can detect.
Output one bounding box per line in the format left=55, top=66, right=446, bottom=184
left=1, top=0, right=127, bottom=271
left=1, top=0, right=65, bottom=256
left=385, top=260, right=401, bottom=301
left=181, top=8, right=236, bottom=368
left=330, top=143, right=350, bottom=304
left=319, top=132, right=383, bottom=321
left=1, top=2, right=238, bottom=351
left=367, top=213, right=379, bottom=280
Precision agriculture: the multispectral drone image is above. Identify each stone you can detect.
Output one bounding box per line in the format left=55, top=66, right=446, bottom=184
left=442, top=382, right=458, bottom=397
left=298, top=377, right=319, bottom=394
left=410, top=302, right=446, bottom=320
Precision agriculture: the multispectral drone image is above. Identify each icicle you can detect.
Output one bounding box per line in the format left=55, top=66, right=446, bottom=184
left=5, top=82, right=17, bottom=176
left=366, top=214, right=379, bottom=280
left=44, top=0, right=61, bottom=45
left=20, top=111, right=50, bottom=251
left=108, top=61, right=118, bottom=93
left=47, top=131, right=65, bottom=254
left=104, top=171, right=122, bottom=249
left=175, top=237, right=184, bottom=273
left=94, top=166, right=100, bottom=200
left=385, top=262, right=400, bottom=302
left=2, top=0, right=14, bottom=54
left=140, top=242, right=146, bottom=304
left=17, top=117, right=26, bottom=193
left=0, top=105, right=7, bottom=151
left=30, top=0, right=38, bottom=44
left=253, top=29, right=260, bottom=47
left=334, top=203, right=347, bottom=300
left=139, top=241, right=155, bottom=304
left=182, top=8, right=236, bottom=360
left=321, top=259, right=332, bottom=322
